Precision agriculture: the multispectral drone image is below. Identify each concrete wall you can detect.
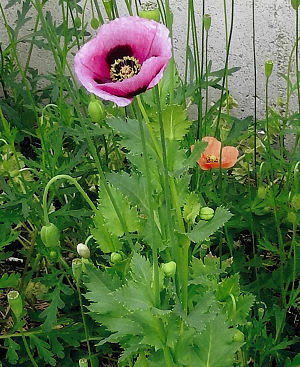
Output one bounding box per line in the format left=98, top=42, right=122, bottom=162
left=0, top=0, right=298, bottom=119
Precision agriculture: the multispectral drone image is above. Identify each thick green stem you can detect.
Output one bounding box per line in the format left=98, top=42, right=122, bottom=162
left=134, top=97, right=160, bottom=307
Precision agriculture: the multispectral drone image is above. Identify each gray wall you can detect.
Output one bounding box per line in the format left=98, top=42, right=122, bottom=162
left=0, top=0, right=298, bottom=119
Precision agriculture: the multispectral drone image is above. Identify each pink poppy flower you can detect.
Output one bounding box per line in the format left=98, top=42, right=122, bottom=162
left=192, top=136, right=239, bottom=170
left=74, top=16, right=172, bottom=107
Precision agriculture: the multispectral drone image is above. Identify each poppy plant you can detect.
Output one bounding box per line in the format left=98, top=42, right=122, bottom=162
left=193, top=136, right=239, bottom=170
left=74, top=16, right=172, bottom=107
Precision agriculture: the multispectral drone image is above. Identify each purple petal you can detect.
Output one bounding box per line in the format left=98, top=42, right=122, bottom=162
left=74, top=16, right=172, bottom=106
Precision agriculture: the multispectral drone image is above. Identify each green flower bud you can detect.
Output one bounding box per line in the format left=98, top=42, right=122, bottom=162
left=88, top=96, right=104, bottom=123
left=287, top=212, right=297, bottom=224
left=77, top=243, right=91, bottom=259
left=11, top=170, right=20, bottom=178
left=72, top=258, right=82, bottom=281
left=79, top=359, right=88, bottom=367
left=257, top=186, right=267, bottom=199
left=265, top=59, right=273, bottom=78
left=291, top=194, right=300, bottom=211
left=41, top=223, right=60, bottom=248
left=140, top=1, right=160, bottom=22
left=292, top=0, right=300, bottom=10
left=200, top=207, right=214, bottom=220
left=233, top=330, right=244, bottom=343
left=203, top=14, right=211, bottom=32
left=162, top=261, right=176, bottom=277
left=49, top=250, right=58, bottom=260
left=91, top=17, right=100, bottom=30
left=7, top=291, right=23, bottom=319
left=74, top=16, right=81, bottom=28
left=111, top=252, right=122, bottom=264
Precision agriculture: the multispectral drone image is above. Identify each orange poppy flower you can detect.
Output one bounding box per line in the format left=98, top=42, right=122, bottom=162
left=193, top=136, right=239, bottom=170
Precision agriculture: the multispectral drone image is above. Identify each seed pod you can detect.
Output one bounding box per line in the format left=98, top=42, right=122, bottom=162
left=200, top=207, right=214, bottom=220
left=203, top=14, right=211, bottom=32
left=265, top=59, right=273, bottom=78
left=77, top=243, right=91, bottom=259
left=257, top=186, right=267, bottom=199
left=41, top=223, right=60, bottom=248
left=72, top=258, right=82, bottom=281
left=7, top=291, right=23, bottom=319
left=111, top=252, right=122, bottom=264
left=79, top=359, right=88, bottom=367
left=162, top=261, right=176, bottom=277
left=140, top=1, right=160, bottom=22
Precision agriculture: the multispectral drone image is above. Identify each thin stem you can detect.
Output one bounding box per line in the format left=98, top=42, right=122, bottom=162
left=20, top=328, right=39, bottom=367
left=42, top=174, right=115, bottom=252
left=76, top=282, right=94, bottom=367
left=252, top=0, right=258, bottom=185
left=214, top=0, right=234, bottom=138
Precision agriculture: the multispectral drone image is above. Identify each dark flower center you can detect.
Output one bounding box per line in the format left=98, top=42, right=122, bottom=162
left=110, top=56, right=141, bottom=82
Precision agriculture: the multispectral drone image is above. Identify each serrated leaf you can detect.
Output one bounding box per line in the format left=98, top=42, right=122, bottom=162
left=30, top=335, right=56, bottom=366
left=98, top=182, right=140, bottom=237
left=151, top=105, right=192, bottom=141
left=39, top=279, right=73, bottom=332
left=194, top=313, right=241, bottom=367
left=0, top=272, right=20, bottom=288
left=108, top=117, right=155, bottom=156
left=216, top=273, right=240, bottom=302
left=107, top=172, right=149, bottom=213
left=183, top=192, right=201, bottom=224
left=234, top=294, right=255, bottom=325
left=188, top=207, right=233, bottom=242
left=5, top=338, right=20, bottom=364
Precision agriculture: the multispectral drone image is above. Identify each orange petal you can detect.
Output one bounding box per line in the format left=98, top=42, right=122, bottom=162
left=220, top=146, right=239, bottom=168
left=202, top=136, right=221, bottom=157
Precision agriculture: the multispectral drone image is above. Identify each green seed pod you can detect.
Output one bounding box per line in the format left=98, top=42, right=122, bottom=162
left=72, top=258, right=82, bottom=281
left=79, top=359, right=88, bottom=367
left=88, top=97, right=104, bottom=123
left=7, top=291, right=23, bottom=319
left=140, top=1, right=160, bottom=22
left=77, top=243, right=91, bottom=259
left=292, top=0, right=300, bottom=10
left=287, top=212, right=297, bottom=224
left=91, top=17, right=100, bottom=30
left=111, top=252, right=122, bottom=264
left=291, top=194, right=300, bottom=211
left=257, top=186, right=267, bottom=199
left=200, top=207, right=214, bottom=220
left=162, top=261, right=176, bottom=277
left=265, top=59, right=273, bottom=78
left=203, top=14, right=211, bottom=32
left=74, top=16, right=81, bottom=28
left=41, top=223, right=60, bottom=248
left=233, top=330, right=244, bottom=343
